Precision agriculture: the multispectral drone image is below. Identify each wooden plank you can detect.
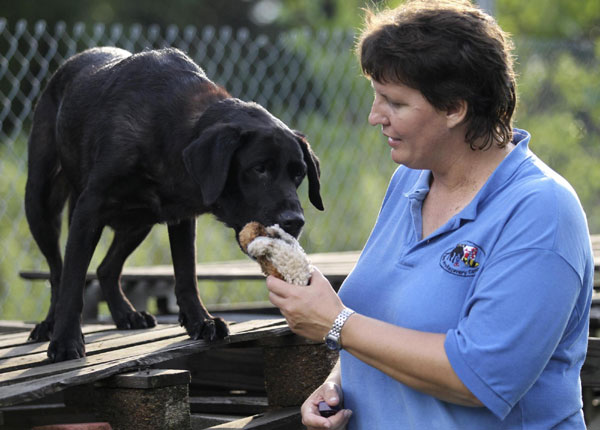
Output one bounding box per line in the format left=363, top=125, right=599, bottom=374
left=0, top=321, right=35, bottom=333
left=0, top=331, right=42, bottom=349
left=0, top=325, right=187, bottom=371
left=192, top=413, right=247, bottom=428
left=204, top=407, right=301, bottom=429
left=0, top=320, right=284, bottom=377
left=179, top=346, right=266, bottom=392
left=0, top=319, right=290, bottom=407
left=0, top=337, right=185, bottom=385
left=0, top=324, right=120, bottom=349
left=99, top=369, right=191, bottom=389
left=189, top=396, right=268, bottom=415
left=0, top=324, right=179, bottom=360
left=0, top=403, right=99, bottom=429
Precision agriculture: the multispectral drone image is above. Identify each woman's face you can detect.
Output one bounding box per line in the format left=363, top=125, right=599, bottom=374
left=368, top=79, right=454, bottom=170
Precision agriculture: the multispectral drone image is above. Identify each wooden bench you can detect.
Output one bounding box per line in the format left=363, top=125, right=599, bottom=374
left=19, top=238, right=600, bottom=320
left=19, top=250, right=360, bottom=285
left=19, top=251, right=360, bottom=320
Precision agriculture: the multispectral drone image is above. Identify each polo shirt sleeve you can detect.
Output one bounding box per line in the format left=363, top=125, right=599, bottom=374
left=444, top=248, right=583, bottom=419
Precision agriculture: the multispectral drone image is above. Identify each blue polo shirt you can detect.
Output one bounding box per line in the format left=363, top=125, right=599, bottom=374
left=338, top=129, right=593, bottom=429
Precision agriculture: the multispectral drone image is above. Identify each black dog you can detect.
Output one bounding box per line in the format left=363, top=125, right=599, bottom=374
left=25, top=47, right=323, bottom=362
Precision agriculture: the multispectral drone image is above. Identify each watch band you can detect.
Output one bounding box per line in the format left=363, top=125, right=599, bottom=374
left=325, top=307, right=355, bottom=350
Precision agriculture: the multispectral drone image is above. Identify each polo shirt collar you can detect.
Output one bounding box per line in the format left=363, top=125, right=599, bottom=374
left=405, top=170, right=431, bottom=202
left=460, top=128, right=532, bottom=221
left=404, top=128, right=532, bottom=222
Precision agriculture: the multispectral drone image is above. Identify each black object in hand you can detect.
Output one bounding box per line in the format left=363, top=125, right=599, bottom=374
left=318, top=401, right=341, bottom=417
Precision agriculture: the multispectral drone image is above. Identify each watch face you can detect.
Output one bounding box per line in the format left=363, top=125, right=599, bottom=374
left=325, top=336, right=340, bottom=351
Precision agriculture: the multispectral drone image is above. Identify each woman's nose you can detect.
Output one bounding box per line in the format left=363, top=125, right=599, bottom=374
left=368, top=99, right=388, bottom=127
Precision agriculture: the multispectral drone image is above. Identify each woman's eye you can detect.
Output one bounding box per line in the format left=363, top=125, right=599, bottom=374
left=388, top=99, right=403, bottom=108
left=380, top=94, right=403, bottom=108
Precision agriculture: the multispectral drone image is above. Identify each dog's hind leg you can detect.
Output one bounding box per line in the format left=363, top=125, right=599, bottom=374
left=168, top=218, right=229, bottom=341
left=25, top=95, right=70, bottom=342
left=48, top=190, right=104, bottom=361
left=97, top=226, right=157, bottom=329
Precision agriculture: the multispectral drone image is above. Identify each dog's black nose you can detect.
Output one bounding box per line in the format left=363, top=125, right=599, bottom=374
left=278, top=211, right=305, bottom=237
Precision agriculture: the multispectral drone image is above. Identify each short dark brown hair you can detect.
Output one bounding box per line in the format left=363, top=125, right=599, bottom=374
left=357, top=0, right=517, bottom=150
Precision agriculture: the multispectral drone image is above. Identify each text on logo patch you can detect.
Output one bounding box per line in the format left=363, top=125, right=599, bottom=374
left=440, top=241, right=484, bottom=277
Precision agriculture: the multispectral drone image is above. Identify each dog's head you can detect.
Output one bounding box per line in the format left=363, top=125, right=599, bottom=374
left=182, top=98, right=324, bottom=240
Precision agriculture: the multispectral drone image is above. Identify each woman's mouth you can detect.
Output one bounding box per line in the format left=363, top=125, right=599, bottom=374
left=387, top=136, right=402, bottom=147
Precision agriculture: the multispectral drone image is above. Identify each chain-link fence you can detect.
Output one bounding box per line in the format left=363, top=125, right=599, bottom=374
left=1, top=19, right=599, bottom=320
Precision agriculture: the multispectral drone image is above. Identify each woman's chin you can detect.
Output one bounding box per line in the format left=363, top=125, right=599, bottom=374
left=390, top=148, right=406, bottom=165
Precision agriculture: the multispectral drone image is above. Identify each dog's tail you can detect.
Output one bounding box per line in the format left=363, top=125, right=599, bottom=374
left=24, top=82, right=70, bottom=290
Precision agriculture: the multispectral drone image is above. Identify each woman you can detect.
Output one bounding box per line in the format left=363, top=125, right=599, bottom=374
left=266, top=1, right=593, bottom=428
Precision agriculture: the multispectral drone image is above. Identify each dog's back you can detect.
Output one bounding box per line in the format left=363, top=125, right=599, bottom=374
left=45, top=47, right=131, bottom=105
left=26, top=47, right=131, bottom=194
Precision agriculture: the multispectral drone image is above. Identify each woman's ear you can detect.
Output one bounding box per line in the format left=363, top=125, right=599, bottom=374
left=446, top=99, right=468, bottom=129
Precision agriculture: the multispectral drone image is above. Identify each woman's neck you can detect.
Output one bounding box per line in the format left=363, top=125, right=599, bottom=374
left=429, top=141, right=514, bottom=195
left=420, top=141, right=514, bottom=239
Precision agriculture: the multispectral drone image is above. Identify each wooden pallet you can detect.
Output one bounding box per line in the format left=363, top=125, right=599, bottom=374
left=0, top=318, right=339, bottom=429
left=0, top=319, right=291, bottom=408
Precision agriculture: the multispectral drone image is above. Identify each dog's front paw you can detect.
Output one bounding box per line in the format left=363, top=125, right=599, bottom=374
left=180, top=313, right=229, bottom=341
left=28, top=320, right=54, bottom=342
left=115, top=311, right=157, bottom=330
left=48, top=333, right=86, bottom=362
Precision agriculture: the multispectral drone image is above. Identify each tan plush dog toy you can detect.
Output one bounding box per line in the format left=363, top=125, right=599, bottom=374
left=239, top=222, right=313, bottom=286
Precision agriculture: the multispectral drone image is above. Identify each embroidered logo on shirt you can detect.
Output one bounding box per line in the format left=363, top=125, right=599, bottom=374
left=440, top=241, right=484, bottom=277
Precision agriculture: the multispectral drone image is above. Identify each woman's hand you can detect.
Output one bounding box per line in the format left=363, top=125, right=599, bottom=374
left=301, top=381, right=352, bottom=430
left=266, top=267, right=344, bottom=341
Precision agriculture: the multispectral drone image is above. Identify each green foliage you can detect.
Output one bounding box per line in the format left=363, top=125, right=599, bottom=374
left=497, top=0, right=600, bottom=39
left=276, top=0, right=402, bottom=30
left=514, top=38, right=600, bottom=231
left=0, top=140, right=47, bottom=320
left=273, top=29, right=396, bottom=251
left=0, top=0, right=263, bottom=33
left=1, top=0, right=600, bottom=320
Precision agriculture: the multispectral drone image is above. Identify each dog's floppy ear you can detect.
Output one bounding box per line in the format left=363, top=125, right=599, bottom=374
left=183, top=124, right=242, bottom=206
left=294, top=131, right=324, bottom=211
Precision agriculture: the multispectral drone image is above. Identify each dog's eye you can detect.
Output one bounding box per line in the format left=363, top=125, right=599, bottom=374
left=290, top=166, right=306, bottom=185
left=252, top=164, right=268, bottom=176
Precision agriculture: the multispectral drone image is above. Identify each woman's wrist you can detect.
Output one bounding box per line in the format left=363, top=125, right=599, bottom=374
left=325, top=360, right=342, bottom=385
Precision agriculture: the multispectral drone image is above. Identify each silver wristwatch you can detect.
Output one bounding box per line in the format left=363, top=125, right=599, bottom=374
left=325, top=307, right=355, bottom=351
